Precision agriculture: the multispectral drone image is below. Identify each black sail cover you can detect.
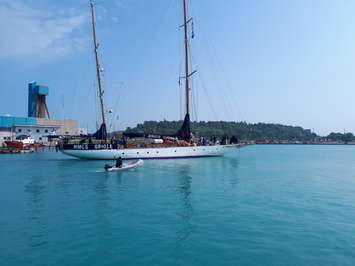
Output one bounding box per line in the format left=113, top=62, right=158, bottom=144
left=92, top=123, right=107, bottom=140
left=176, top=113, right=192, bottom=141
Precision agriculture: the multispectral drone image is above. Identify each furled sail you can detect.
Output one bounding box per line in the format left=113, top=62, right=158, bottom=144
left=92, top=123, right=107, bottom=140
left=176, top=113, right=191, bottom=141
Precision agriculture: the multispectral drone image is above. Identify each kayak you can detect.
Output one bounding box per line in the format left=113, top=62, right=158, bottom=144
left=104, top=159, right=144, bottom=172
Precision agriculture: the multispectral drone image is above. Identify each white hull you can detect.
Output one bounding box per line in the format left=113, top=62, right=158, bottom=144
left=105, top=159, right=144, bottom=171
left=62, top=144, right=238, bottom=160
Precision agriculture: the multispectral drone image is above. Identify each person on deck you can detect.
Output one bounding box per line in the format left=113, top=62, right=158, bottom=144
left=116, top=157, right=123, bottom=168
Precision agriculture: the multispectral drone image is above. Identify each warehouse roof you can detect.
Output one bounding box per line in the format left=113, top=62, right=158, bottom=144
left=0, top=116, right=37, bottom=128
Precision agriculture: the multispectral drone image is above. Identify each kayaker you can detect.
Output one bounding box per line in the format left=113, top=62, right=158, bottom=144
left=116, top=157, right=123, bottom=168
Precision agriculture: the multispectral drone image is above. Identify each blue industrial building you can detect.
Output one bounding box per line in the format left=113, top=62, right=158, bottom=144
left=28, top=82, right=50, bottom=118
left=0, top=116, right=37, bottom=128
left=0, top=81, right=79, bottom=145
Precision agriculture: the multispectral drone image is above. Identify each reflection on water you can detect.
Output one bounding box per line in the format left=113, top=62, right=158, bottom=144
left=176, top=163, right=193, bottom=209
left=24, top=174, right=48, bottom=248
left=162, top=156, right=240, bottom=247
left=173, top=162, right=195, bottom=245
left=220, top=156, right=240, bottom=186
left=95, top=175, right=109, bottom=194
left=93, top=175, right=114, bottom=247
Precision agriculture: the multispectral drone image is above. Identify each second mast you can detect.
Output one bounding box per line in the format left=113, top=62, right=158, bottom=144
left=90, top=0, right=107, bottom=129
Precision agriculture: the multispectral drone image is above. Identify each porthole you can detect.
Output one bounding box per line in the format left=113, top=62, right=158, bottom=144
left=174, top=150, right=177, bottom=152
left=137, top=152, right=139, bottom=154
left=156, top=151, right=159, bottom=153
left=147, top=152, right=149, bottom=154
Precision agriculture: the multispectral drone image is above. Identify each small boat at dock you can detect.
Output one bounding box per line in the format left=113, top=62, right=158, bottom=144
left=5, top=135, right=43, bottom=149
left=5, top=135, right=35, bottom=148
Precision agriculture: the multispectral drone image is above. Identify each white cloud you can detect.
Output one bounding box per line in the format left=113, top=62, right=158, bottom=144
left=0, top=1, right=88, bottom=59
left=113, top=0, right=126, bottom=9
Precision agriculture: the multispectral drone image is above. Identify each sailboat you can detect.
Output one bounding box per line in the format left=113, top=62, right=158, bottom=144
left=60, top=0, right=239, bottom=160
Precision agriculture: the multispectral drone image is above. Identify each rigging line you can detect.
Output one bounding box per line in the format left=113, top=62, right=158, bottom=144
left=178, top=31, right=184, bottom=120
left=196, top=23, right=237, bottom=121
left=196, top=71, right=219, bottom=121
left=192, top=75, right=198, bottom=121
left=111, top=82, right=128, bottom=131
left=189, top=47, right=223, bottom=121
left=73, top=64, right=85, bottom=122
left=210, top=42, right=245, bottom=121
left=205, top=35, right=244, bottom=121
left=128, top=0, right=174, bottom=80
left=190, top=73, right=198, bottom=121
left=112, top=82, right=123, bottom=116
left=92, top=80, right=99, bottom=130
left=179, top=77, right=182, bottom=120
left=188, top=41, right=198, bottom=122
left=195, top=74, right=199, bottom=121
left=187, top=31, right=234, bottom=121
left=93, top=0, right=104, bottom=5
left=203, top=46, right=234, bottom=120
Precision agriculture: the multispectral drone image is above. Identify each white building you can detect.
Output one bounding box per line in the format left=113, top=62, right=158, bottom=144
left=14, top=124, right=61, bottom=143
left=0, top=115, right=78, bottom=146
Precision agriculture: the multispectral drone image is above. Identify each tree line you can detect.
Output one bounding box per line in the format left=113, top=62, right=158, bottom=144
left=121, top=120, right=355, bottom=142
left=123, top=121, right=314, bottom=140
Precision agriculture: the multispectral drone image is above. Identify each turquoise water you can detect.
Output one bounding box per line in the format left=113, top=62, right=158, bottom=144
left=1, top=145, right=355, bottom=265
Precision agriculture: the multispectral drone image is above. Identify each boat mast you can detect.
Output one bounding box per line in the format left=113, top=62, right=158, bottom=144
left=90, top=0, right=106, bottom=128
left=183, top=0, right=190, bottom=116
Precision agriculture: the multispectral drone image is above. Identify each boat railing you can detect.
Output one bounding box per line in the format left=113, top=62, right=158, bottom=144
left=63, top=138, right=117, bottom=145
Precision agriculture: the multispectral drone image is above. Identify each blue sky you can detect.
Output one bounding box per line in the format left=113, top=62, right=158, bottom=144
left=1, top=0, right=355, bottom=135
